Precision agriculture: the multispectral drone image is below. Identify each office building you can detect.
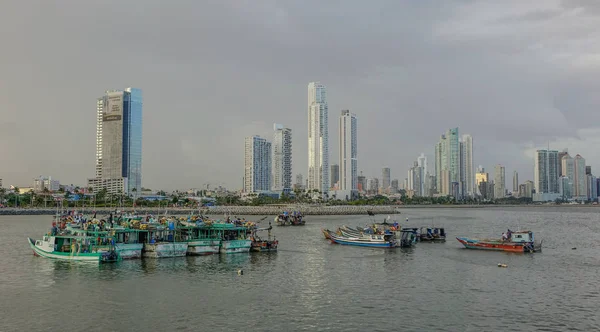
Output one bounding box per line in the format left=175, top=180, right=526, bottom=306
left=88, top=87, right=142, bottom=195
left=382, top=167, right=391, bottom=192
left=330, top=164, right=339, bottom=189
left=558, top=149, right=569, bottom=177
left=338, top=110, right=358, bottom=199
left=512, top=171, right=519, bottom=192
left=244, top=136, right=271, bottom=193
left=494, top=164, right=506, bottom=199
left=461, top=135, right=474, bottom=196
left=307, top=82, right=329, bottom=198
left=33, top=176, right=60, bottom=192
left=574, top=154, right=587, bottom=199
left=534, top=149, right=559, bottom=194
left=272, top=124, right=292, bottom=193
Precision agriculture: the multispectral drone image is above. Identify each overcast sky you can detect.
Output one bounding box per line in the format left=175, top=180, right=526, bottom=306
left=2, top=0, right=600, bottom=190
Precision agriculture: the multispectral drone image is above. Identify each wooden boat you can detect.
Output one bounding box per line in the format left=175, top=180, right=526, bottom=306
left=209, top=223, right=251, bottom=254
left=419, top=227, right=446, bottom=242
left=28, top=235, right=120, bottom=263
left=179, top=224, right=221, bottom=255
left=456, top=230, right=542, bottom=253
left=322, top=228, right=334, bottom=240
left=142, top=228, right=188, bottom=258
left=399, top=229, right=418, bottom=248
left=275, top=212, right=305, bottom=226
left=327, top=230, right=397, bottom=248
left=250, top=223, right=278, bottom=252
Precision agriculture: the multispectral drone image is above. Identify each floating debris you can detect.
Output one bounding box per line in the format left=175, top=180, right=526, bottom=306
left=497, top=263, right=508, bottom=268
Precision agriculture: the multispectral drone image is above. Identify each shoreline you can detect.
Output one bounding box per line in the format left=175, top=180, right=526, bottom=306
left=0, top=204, right=594, bottom=216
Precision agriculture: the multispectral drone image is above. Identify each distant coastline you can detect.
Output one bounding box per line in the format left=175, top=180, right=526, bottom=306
left=0, top=204, right=595, bottom=216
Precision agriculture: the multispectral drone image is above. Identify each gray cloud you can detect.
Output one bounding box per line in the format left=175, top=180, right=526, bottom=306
left=1, top=0, right=600, bottom=189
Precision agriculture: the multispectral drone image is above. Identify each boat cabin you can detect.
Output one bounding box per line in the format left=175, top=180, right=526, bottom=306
left=510, top=231, right=533, bottom=243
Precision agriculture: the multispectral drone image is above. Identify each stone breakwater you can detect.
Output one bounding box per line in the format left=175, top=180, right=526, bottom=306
left=0, top=205, right=402, bottom=216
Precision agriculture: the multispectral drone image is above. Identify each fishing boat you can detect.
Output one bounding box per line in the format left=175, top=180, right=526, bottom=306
left=28, top=235, right=120, bottom=263
left=456, top=230, right=542, bottom=253
left=399, top=229, right=418, bottom=248
left=326, top=230, right=398, bottom=248
left=275, top=211, right=305, bottom=226
left=250, top=223, right=278, bottom=252
left=322, top=228, right=334, bottom=240
left=180, top=222, right=221, bottom=256
left=419, top=227, right=446, bottom=242
left=141, top=220, right=188, bottom=258
left=209, top=223, right=251, bottom=254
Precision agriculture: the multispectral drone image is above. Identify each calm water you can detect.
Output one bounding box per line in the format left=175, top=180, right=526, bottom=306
left=2, top=207, right=600, bottom=331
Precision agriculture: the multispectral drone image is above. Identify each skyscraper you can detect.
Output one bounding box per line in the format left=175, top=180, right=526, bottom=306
left=307, top=82, right=329, bottom=198
left=338, top=110, right=358, bottom=199
left=244, top=136, right=271, bottom=193
left=558, top=149, right=569, bottom=177
left=534, top=149, right=559, bottom=194
left=461, top=135, right=474, bottom=196
left=574, top=154, right=587, bottom=199
left=417, top=153, right=427, bottom=175
left=272, top=124, right=292, bottom=193
left=434, top=128, right=461, bottom=197
left=382, top=167, right=391, bottom=191
left=494, top=164, right=506, bottom=199
left=330, top=164, right=339, bottom=188
left=512, top=170, right=519, bottom=192
left=88, top=87, right=142, bottom=195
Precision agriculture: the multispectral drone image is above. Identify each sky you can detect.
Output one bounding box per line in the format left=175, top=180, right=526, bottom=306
left=2, top=0, right=600, bottom=191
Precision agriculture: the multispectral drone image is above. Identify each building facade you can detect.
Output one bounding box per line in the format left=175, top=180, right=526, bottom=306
left=88, top=87, right=142, bottom=195
left=330, top=164, right=339, bottom=189
left=494, top=164, right=506, bottom=199
left=574, top=154, right=587, bottom=199
left=307, top=82, right=329, bottom=198
left=244, top=136, right=271, bottom=193
left=33, top=176, right=60, bottom=192
left=534, top=149, right=559, bottom=194
left=272, top=124, right=292, bottom=193
left=338, top=110, right=358, bottom=199
left=382, top=167, right=391, bottom=192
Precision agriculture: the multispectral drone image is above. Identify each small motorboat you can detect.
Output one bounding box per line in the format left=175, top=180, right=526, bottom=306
left=456, top=230, right=542, bottom=253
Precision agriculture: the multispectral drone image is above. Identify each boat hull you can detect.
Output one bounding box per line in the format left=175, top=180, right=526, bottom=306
left=456, top=237, right=539, bottom=253
left=250, top=241, right=278, bottom=252
left=186, top=239, right=221, bottom=255
left=329, top=234, right=396, bottom=248
left=115, top=243, right=143, bottom=259
left=28, top=238, right=101, bottom=263
left=143, top=242, right=188, bottom=258
left=220, top=240, right=251, bottom=254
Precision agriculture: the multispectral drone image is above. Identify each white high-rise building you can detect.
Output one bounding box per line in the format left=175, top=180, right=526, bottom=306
left=494, top=164, right=506, bottom=198
left=561, top=154, right=574, bottom=198
left=461, top=135, right=474, bottom=196
left=417, top=153, right=427, bottom=175
left=272, top=124, right=292, bottom=194
left=244, top=136, right=271, bottom=193
left=308, top=82, right=329, bottom=199
left=88, top=88, right=142, bottom=195
left=338, top=110, right=357, bottom=199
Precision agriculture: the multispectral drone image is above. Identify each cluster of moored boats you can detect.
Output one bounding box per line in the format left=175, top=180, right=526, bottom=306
left=28, top=211, right=278, bottom=263
left=322, top=221, right=446, bottom=248
left=323, top=218, right=543, bottom=254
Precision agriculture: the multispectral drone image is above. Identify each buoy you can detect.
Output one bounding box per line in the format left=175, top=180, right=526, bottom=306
left=237, top=269, right=243, bottom=275
left=497, top=263, right=508, bottom=268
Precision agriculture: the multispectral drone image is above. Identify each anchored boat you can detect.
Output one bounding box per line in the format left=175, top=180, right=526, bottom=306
left=28, top=234, right=120, bottom=263
left=456, top=230, right=542, bottom=253
left=250, top=223, right=278, bottom=252
left=325, top=229, right=398, bottom=248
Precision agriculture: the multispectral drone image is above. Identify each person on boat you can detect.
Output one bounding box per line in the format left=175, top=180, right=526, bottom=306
left=507, top=229, right=512, bottom=240
left=502, top=232, right=507, bottom=241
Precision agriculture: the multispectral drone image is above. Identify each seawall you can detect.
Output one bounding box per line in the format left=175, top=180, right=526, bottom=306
left=0, top=204, right=589, bottom=216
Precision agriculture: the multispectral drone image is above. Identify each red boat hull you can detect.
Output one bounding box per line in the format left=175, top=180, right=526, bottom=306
left=456, top=237, right=534, bottom=253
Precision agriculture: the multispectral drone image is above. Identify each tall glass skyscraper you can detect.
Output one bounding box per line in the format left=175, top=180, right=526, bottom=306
left=89, top=87, right=142, bottom=195
left=307, top=82, right=329, bottom=198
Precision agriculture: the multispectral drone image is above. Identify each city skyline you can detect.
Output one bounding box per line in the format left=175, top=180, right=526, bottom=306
left=3, top=2, right=600, bottom=190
